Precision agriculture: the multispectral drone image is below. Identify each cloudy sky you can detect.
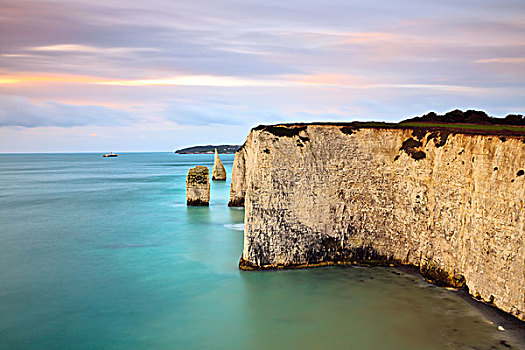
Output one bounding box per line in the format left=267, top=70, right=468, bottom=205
left=1, top=0, right=524, bottom=152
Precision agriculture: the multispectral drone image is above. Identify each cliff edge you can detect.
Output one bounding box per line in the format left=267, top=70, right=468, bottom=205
left=229, top=113, right=525, bottom=321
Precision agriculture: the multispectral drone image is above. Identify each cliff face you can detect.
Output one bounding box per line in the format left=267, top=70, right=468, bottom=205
left=228, top=143, right=250, bottom=207
left=230, top=124, right=525, bottom=320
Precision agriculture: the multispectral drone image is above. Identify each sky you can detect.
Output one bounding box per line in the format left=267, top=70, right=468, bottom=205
left=0, top=0, right=524, bottom=152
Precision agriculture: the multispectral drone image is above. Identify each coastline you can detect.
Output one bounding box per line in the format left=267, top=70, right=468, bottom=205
left=240, top=259, right=525, bottom=347
left=396, top=265, right=525, bottom=347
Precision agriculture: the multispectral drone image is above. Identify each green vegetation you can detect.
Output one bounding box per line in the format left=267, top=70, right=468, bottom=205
left=399, top=122, right=525, bottom=132
left=346, top=121, right=525, bottom=133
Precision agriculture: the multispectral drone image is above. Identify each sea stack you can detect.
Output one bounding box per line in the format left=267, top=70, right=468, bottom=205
left=186, top=166, right=210, bottom=206
left=212, top=148, right=227, bottom=181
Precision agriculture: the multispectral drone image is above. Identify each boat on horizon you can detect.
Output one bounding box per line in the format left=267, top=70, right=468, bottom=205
left=102, top=153, right=118, bottom=157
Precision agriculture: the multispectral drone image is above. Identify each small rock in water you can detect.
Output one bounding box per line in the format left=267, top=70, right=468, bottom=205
left=212, top=148, right=227, bottom=181
left=500, top=340, right=512, bottom=348
left=498, top=325, right=505, bottom=331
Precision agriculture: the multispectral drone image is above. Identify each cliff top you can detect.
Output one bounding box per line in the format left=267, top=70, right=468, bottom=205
left=252, top=110, right=525, bottom=138
left=404, top=109, right=524, bottom=125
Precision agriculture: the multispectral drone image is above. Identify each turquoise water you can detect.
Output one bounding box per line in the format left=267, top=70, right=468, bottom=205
left=0, top=153, right=517, bottom=349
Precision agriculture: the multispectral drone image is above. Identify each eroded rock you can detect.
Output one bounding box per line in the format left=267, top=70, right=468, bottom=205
left=212, top=148, right=226, bottom=181
left=186, top=166, right=210, bottom=206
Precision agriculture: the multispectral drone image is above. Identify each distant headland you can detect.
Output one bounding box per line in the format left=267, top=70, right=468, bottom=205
left=174, top=145, right=241, bottom=154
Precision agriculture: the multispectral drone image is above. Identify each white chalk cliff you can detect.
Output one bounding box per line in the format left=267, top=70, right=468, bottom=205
left=229, top=123, right=525, bottom=320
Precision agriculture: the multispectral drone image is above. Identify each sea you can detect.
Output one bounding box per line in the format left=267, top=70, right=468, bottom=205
left=0, top=152, right=521, bottom=349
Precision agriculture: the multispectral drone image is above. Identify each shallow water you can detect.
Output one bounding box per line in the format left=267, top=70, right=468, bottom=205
left=0, top=153, right=518, bottom=349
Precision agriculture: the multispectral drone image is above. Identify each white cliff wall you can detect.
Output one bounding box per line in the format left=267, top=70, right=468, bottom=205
left=229, top=124, right=525, bottom=320
left=228, top=144, right=246, bottom=207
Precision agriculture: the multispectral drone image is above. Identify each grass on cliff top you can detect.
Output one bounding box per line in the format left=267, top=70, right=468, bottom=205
left=347, top=121, right=525, bottom=134
left=398, top=122, right=525, bottom=132
left=262, top=121, right=525, bottom=137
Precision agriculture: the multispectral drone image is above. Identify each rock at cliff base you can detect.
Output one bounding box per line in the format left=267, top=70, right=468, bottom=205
left=212, top=149, right=227, bottom=181
left=186, top=166, right=210, bottom=206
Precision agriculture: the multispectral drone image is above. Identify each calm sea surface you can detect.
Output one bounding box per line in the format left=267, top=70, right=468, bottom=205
left=0, top=153, right=518, bottom=349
